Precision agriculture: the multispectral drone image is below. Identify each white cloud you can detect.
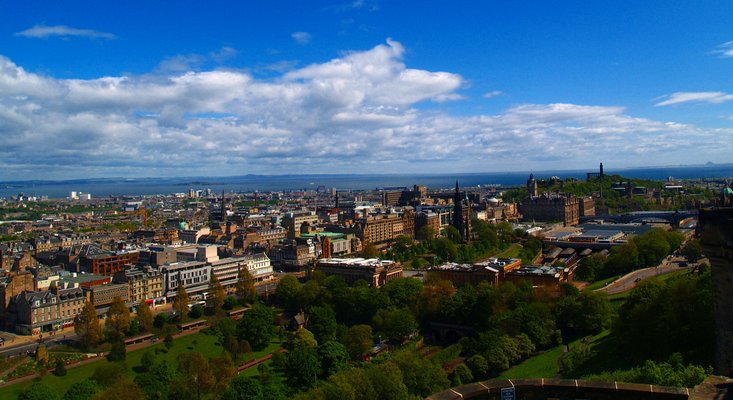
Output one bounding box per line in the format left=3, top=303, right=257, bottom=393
left=0, top=40, right=731, bottom=179
left=713, top=41, right=733, bottom=58
left=483, top=90, right=503, bottom=99
left=291, top=31, right=312, bottom=45
left=15, top=24, right=116, bottom=39
left=655, top=91, right=733, bottom=106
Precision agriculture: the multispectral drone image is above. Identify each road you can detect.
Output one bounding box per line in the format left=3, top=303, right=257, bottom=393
left=595, top=255, right=693, bottom=295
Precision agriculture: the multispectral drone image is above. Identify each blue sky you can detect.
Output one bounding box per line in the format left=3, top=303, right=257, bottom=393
left=1, top=1, right=733, bottom=179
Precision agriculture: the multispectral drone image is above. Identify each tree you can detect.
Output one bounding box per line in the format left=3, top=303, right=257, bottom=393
left=372, top=307, right=417, bottom=343
left=681, top=239, right=703, bottom=263
left=107, top=340, right=126, bottom=362
left=416, top=226, right=437, bottom=241
left=189, top=303, right=205, bottom=318
left=136, top=302, right=154, bottom=333
left=318, top=341, right=349, bottom=378
left=444, top=225, right=462, bottom=243
left=236, top=267, right=258, bottom=305
left=366, top=362, right=410, bottom=400
left=153, top=312, right=168, bottom=329
left=92, top=363, right=128, bottom=387
left=93, top=380, right=145, bottom=400
left=284, top=344, right=321, bottom=390
left=223, top=295, right=238, bottom=310
left=54, top=360, right=67, bottom=376
left=107, top=297, right=131, bottom=339
left=341, top=324, right=373, bottom=360
left=466, top=355, right=489, bottom=379
left=223, top=334, right=240, bottom=358
left=360, top=243, right=380, bottom=258
left=237, top=303, right=275, bottom=351
left=276, top=274, right=301, bottom=312
left=177, top=352, right=216, bottom=400
left=207, top=273, right=226, bottom=313
left=63, top=379, right=101, bottom=400
left=391, top=350, right=450, bottom=397
left=36, top=344, right=49, bottom=365
left=308, top=306, right=338, bottom=343
left=210, top=352, right=237, bottom=393
left=223, top=375, right=286, bottom=400
left=134, top=360, right=175, bottom=400
left=452, top=364, right=473, bottom=386
left=139, top=351, right=156, bottom=373
left=75, top=300, right=103, bottom=350
left=173, top=284, right=190, bottom=322
left=19, top=384, right=59, bottom=400
left=381, top=278, right=423, bottom=310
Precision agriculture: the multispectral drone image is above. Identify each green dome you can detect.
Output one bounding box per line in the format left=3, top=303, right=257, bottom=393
left=723, top=187, right=733, bottom=196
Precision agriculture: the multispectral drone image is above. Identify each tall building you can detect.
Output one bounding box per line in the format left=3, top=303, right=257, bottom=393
left=452, top=182, right=471, bottom=242
left=527, top=174, right=539, bottom=197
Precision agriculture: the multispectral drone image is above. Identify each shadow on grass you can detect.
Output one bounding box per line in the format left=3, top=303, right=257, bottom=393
left=564, top=334, right=632, bottom=378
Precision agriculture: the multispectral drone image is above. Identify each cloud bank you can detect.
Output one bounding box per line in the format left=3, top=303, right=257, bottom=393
left=0, top=40, right=730, bottom=179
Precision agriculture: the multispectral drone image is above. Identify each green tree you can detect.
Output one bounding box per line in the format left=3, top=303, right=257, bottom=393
left=93, top=380, right=145, bottom=400
left=466, top=354, right=489, bottom=379
left=139, top=351, right=156, bottom=373
left=63, top=379, right=101, bottom=400
left=107, top=297, right=131, bottom=339
left=287, top=328, right=318, bottom=350
left=366, top=362, right=410, bottom=400
left=237, top=303, right=275, bottom=351
left=92, top=363, right=128, bottom=387
left=341, top=324, right=373, bottom=360
left=75, top=300, right=103, bottom=350
left=54, top=360, right=67, bottom=376
left=173, top=284, right=190, bottom=322
left=284, top=344, right=321, bottom=390
left=452, top=364, right=474, bottom=386
left=19, top=383, right=59, bottom=400
left=360, top=242, right=380, bottom=258
left=189, top=303, right=205, bottom=318
left=372, top=307, right=418, bottom=343
left=681, top=239, right=703, bottom=263
left=177, top=352, right=216, bottom=400
left=107, top=340, right=126, bottom=362
left=276, top=274, right=301, bottom=312
left=381, top=278, right=423, bottom=310
left=444, top=225, right=462, bottom=243
left=391, top=350, right=450, bottom=397
left=236, top=267, right=258, bottom=305
left=210, top=352, right=237, bottom=393
left=134, top=360, right=175, bottom=400
left=318, top=341, right=349, bottom=378
left=416, top=226, right=437, bottom=241
left=135, top=302, right=154, bottom=333
left=308, top=306, right=338, bottom=343
left=207, top=273, right=226, bottom=313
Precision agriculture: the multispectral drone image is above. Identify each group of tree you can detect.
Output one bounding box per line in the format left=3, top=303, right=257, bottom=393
left=574, top=228, right=685, bottom=282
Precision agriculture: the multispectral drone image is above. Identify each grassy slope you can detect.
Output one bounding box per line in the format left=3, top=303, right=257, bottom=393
left=0, top=331, right=281, bottom=399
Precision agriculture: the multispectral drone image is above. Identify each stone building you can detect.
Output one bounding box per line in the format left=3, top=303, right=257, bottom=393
left=8, top=287, right=85, bottom=335
left=315, top=258, right=403, bottom=287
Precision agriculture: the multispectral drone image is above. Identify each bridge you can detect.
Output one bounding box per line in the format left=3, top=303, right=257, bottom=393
left=580, top=210, right=698, bottom=227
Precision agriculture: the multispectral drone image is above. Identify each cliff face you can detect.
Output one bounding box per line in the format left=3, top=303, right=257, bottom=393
left=699, top=208, right=733, bottom=376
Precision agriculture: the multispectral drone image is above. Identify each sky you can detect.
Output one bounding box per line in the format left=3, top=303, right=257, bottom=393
left=1, top=1, right=733, bottom=180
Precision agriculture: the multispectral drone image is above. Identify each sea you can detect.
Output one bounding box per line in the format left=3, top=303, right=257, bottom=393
left=1, top=164, right=732, bottom=199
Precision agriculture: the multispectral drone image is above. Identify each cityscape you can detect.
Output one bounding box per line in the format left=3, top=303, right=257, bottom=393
left=1, top=2, right=733, bottom=400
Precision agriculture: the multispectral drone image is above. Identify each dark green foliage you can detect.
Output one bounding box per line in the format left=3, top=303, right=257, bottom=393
left=308, top=306, right=338, bottom=343
left=372, top=307, right=418, bottom=343
left=91, top=362, right=128, bottom=387
left=341, top=324, right=373, bottom=360
left=318, top=341, right=349, bottom=378
left=452, top=364, right=474, bottom=385
left=283, top=344, right=321, bottom=390
left=466, top=354, right=489, bottom=379
left=276, top=274, right=301, bottom=313
left=188, top=303, right=204, bottom=318
left=19, top=383, right=59, bottom=400
left=107, top=339, right=127, bottom=362
left=223, top=375, right=286, bottom=400
left=134, top=360, right=175, bottom=400
left=461, top=331, right=535, bottom=375
left=153, top=313, right=168, bottom=329
left=586, top=356, right=712, bottom=388
left=237, top=303, right=275, bottom=351
left=556, top=291, right=611, bottom=336
left=139, top=351, right=155, bottom=373
left=381, top=278, right=423, bottom=311
left=223, top=295, right=238, bottom=310
left=681, top=239, right=703, bottom=262
left=54, top=360, right=67, bottom=376
left=62, top=379, right=101, bottom=400
left=615, top=270, right=714, bottom=365
left=390, top=350, right=450, bottom=397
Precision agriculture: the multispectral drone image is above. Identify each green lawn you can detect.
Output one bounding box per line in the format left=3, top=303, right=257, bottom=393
left=498, top=331, right=612, bottom=380
left=498, top=345, right=564, bottom=379
left=584, top=275, right=620, bottom=291
left=0, top=331, right=282, bottom=399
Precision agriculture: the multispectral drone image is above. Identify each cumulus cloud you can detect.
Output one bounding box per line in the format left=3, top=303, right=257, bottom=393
left=483, top=90, right=503, bottom=99
left=15, top=24, right=116, bottom=39
left=291, top=31, right=312, bottom=44
left=0, top=40, right=731, bottom=179
left=655, top=91, right=733, bottom=106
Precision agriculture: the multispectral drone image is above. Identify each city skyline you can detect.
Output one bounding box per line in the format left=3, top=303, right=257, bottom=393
left=2, top=1, right=733, bottom=180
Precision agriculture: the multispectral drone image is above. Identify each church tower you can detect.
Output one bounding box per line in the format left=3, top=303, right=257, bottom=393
left=527, top=174, right=538, bottom=197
